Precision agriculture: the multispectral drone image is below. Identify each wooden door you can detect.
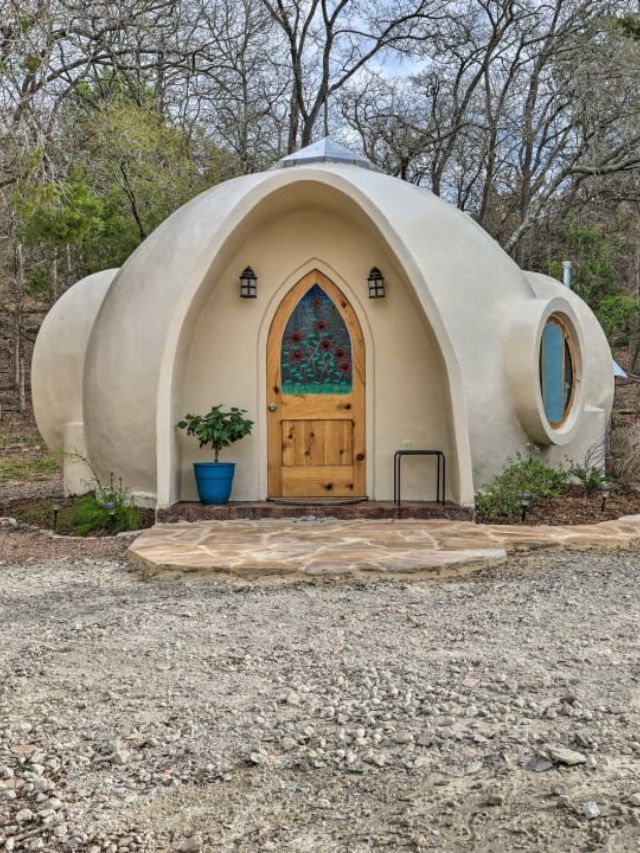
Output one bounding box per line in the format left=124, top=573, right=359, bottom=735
left=267, top=270, right=365, bottom=498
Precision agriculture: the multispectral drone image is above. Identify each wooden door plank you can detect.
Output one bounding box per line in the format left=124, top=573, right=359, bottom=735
left=281, top=466, right=357, bottom=496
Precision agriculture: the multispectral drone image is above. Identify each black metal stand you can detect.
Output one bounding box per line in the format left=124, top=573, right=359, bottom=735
left=394, top=450, right=446, bottom=506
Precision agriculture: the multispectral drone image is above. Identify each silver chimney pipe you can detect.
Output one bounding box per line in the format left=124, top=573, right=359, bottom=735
left=562, top=260, right=572, bottom=289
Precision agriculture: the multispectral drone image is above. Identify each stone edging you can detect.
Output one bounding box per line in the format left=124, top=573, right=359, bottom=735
left=0, top=516, right=139, bottom=542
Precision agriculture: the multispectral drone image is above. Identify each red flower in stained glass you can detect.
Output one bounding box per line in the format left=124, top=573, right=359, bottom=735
left=311, top=296, right=323, bottom=310
left=292, top=349, right=303, bottom=361
left=320, top=338, right=331, bottom=350
left=315, top=320, right=327, bottom=332
left=340, top=361, right=351, bottom=372
left=290, top=331, right=304, bottom=343
left=335, top=347, right=345, bottom=359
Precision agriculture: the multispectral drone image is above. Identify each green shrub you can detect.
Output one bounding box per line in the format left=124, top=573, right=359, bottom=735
left=69, top=492, right=144, bottom=536
left=177, top=405, right=253, bottom=462
left=476, top=452, right=569, bottom=521
left=569, top=463, right=607, bottom=495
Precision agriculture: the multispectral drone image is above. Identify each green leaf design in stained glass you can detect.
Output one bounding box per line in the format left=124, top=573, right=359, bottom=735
left=281, top=284, right=352, bottom=395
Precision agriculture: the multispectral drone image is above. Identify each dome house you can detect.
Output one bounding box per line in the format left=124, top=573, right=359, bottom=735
left=32, top=139, right=614, bottom=509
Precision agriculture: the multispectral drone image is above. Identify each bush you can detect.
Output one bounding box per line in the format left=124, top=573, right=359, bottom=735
left=567, top=443, right=607, bottom=495
left=569, top=463, right=607, bottom=495
left=476, top=452, right=569, bottom=521
left=69, top=492, right=144, bottom=536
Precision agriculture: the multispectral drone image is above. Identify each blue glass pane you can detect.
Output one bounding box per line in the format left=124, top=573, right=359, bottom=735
left=542, top=322, right=564, bottom=423
left=281, top=284, right=352, bottom=395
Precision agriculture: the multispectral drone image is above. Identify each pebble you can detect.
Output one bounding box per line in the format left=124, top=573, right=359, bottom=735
left=178, top=835, right=203, bottom=852
left=629, top=793, right=640, bottom=807
left=583, top=801, right=600, bottom=819
left=548, top=746, right=587, bottom=766
left=15, top=808, right=34, bottom=823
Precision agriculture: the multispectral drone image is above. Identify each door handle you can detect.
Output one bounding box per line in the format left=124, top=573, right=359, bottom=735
left=268, top=403, right=278, bottom=412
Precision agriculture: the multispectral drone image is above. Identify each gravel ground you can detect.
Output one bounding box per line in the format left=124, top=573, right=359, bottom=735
left=2, top=549, right=640, bottom=851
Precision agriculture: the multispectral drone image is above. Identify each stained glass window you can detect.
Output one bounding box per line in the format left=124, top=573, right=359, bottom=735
left=281, top=284, right=352, bottom=394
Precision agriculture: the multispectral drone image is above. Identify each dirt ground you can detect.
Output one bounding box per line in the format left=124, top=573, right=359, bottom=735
left=1, top=545, right=640, bottom=851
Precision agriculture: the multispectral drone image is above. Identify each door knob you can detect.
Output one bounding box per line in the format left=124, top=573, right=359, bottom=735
left=268, top=403, right=278, bottom=412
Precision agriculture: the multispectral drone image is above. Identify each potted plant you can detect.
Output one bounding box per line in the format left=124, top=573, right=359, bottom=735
left=177, top=405, right=253, bottom=504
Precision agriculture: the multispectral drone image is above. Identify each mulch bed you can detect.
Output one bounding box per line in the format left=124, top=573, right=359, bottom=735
left=0, top=495, right=155, bottom=537
left=485, top=485, right=640, bottom=526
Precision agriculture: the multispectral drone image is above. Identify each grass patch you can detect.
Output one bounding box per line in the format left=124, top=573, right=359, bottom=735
left=15, top=493, right=147, bottom=536
left=0, top=430, right=43, bottom=451
left=0, top=453, right=60, bottom=484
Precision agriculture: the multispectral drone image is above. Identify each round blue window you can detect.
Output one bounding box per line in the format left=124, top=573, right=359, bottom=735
left=540, top=317, right=574, bottom=427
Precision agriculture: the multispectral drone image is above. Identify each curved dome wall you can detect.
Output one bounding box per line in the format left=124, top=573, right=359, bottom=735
left=32, top=156, right=614, bottom=506
left=32, top=269, right=117, bottom=449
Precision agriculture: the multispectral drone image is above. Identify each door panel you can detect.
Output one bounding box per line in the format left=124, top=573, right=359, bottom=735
left=267, top=270, right=365, bottom=498
left=281, top=419, right=353, bottom=467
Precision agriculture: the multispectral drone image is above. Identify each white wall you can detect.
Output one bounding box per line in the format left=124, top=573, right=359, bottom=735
left=178, top=202, right=454, bottom=502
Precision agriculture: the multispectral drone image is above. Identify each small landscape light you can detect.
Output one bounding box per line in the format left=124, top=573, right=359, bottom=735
left=104, top=501, right=117, bottom=530
left=50, top=496, right=62, bottom=531
left=519, top=491, right=532, bottom=524
left=600, top=481, right=611, bottom=512
left=239, top=266, right=257, bottom=298
left=367, top=266, right=385, bottom=299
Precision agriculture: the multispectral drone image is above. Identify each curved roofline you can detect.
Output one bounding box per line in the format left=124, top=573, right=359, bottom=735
left=155, top=165, right=474, bottom=506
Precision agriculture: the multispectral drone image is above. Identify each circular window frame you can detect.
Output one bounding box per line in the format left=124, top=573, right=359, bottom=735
left=506, top=296, right=584, bottom=447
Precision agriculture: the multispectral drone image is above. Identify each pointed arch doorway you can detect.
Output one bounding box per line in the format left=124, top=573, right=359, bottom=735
left=267, top=270, right=366, bottom=499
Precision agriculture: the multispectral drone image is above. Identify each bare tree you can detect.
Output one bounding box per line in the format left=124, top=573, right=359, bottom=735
left=258, top=0, right=451, bottom=152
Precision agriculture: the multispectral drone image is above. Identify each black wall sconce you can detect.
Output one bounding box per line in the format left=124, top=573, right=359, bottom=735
left=240, top=266, right=257, bottom=298
left=367, top=266, right=385, bottom=299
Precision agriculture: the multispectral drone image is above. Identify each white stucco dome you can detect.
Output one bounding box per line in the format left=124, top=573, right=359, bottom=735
left=32, top=139, right=613, bottom=507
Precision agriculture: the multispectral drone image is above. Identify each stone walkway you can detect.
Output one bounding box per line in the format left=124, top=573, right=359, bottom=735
left=127, top=515, right=640, bottom=581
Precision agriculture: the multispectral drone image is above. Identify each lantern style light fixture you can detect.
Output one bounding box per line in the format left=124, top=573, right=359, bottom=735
left=50, top=496, right=62, bottom=531
left=600, top=480, right=611, bottom=512
left=519, top=491, right=532, bottom=524
left=367, top=266, right=385, bottom=299
left=240, top=266, right=257, bottom=299
left=104, top=501, right=117, bottom=530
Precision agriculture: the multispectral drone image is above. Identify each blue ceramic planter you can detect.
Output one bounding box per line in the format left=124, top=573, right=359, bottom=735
left=193, top=462, right=235, bottom=504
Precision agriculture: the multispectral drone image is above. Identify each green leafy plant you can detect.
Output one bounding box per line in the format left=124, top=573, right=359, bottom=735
left=69, top=491, right=144, bottom=536
left=61, top=456, right=145, bottom=535
left=475, top=450, right=569, bottom=521
left=569, top=464, right=607, bottom=495
left=177, top=406, right=253, bottom=462
left=596, top=292, right=639, bottom=343
left=568, top=444, right=608, bottom=496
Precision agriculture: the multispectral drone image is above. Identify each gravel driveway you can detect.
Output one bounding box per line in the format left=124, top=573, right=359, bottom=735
left=1, top=549, right=640, bottom=851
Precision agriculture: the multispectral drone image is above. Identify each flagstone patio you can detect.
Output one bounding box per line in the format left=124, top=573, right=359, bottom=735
left=127, top=515, right=640, bottom=581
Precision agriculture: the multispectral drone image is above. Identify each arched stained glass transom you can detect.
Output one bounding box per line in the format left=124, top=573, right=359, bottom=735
left=280, top=283, right=353, bottom=394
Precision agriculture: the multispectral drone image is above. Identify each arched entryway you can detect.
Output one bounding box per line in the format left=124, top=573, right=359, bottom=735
left=266, top=269, right=366, bottom=498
